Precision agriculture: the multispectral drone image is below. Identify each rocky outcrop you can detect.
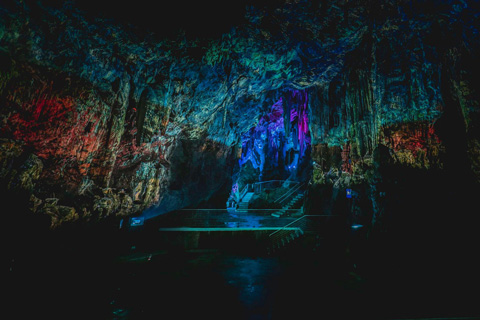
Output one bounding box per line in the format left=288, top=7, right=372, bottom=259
left=1, top=0, right=479, bottom=230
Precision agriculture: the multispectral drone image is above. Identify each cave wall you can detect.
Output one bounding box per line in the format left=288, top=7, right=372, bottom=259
left=0, top=4, right=246, bottom=227
left=1, top=0, right=479, bottom=230
left=233, top=89, right=311, bottom=192
left=305, top=4, right=480, bottom=235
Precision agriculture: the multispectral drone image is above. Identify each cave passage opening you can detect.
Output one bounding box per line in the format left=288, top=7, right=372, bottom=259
left=227, top=89, right=312, bottom=211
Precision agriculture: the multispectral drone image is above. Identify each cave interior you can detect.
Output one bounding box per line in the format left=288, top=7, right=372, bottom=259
left=3, top=0, right=480, bottom=318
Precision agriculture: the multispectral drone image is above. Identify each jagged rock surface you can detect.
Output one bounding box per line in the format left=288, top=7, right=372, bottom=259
left=1, top=0, right=479, bottom=228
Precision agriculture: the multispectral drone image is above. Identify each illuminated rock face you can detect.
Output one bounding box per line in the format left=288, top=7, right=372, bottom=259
left=0, top=1, right=479, bottom=228
left=234, top=90, right=311, bottom=188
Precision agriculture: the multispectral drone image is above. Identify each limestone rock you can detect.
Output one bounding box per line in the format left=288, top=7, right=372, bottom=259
left=38, top=199, right=79, bottom=228
left=0, top=0, right=479, bottom=229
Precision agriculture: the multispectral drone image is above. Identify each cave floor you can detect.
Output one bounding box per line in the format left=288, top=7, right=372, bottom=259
left=7, top=236, right=480, bottom=319
left=7, top=212, right=480, bottom=319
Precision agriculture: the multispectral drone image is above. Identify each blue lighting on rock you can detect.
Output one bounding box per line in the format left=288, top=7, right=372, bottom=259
left=235, top=90, right=311, bottom=185
left=130, top=217, right=145, bottom=227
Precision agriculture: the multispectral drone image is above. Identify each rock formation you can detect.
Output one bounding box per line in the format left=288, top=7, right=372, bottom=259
left=1, top=0, right=479, bottom=231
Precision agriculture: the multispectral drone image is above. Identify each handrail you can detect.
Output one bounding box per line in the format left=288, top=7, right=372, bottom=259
left=267, top=215, right=338, bottom=252
left=156, top=211, right=336, bottom=231
left=274, top=183, right=301, bottom=203
left=176, top=208, right=302, bottom=215
left=239, top=183, right=251, bottom=201
left=156, top=210, right=303, bottom=229
left=269, top=215, right=307, bottom=237
left=274, top=188, right=290, bottom=204
left=275, top=182, right=305, bottom=204
left=179, top=208, right=295, bottom=211
left=252, top=180, right=298, bottom=194
left=268, top=214, right=332, bottom=237
left=252, top=180, right=285, bottom=186
left=252, top=180, right=299, bottom=187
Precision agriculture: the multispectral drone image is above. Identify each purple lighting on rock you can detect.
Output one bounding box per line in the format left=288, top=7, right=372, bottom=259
left=236, top=90, right=310, bottom=184
left=284, top=90, right=310, bottom=159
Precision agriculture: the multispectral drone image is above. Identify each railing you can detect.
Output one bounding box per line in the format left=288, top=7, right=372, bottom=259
left=155, top=211, right=341, bottom=253
left=267, top=215, right=337, bottom=251
left=155, top=209, right=302, bottom=229
left=275, top=182, right=305, bottom=205
left=239, top=184, right=252, bottom=202
left=269, top=215, right=307, bottom=236
left=252, top=180, right=298, bottom=194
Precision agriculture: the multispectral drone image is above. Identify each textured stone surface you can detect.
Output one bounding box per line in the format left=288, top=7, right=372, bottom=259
left=1, top=1, right=479, bottom=229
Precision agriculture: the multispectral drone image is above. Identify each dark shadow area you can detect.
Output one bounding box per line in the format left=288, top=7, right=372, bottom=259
left=6, top=189, right=480, bottom=319
left=20, top=0, right=281, bottom=40
left=3, top=0, right=480, bottom=319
